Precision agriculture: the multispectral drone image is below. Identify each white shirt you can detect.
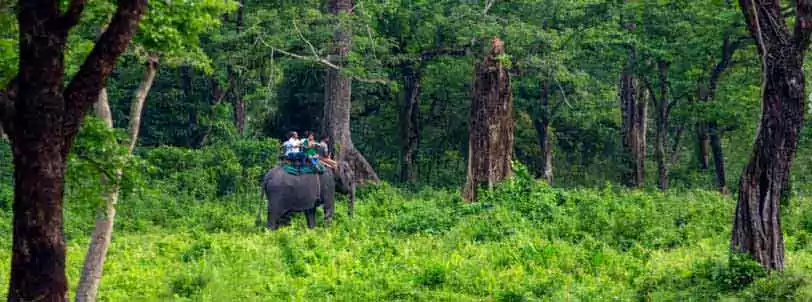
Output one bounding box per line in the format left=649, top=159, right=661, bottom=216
left=282, top=138, right=301, bottom=155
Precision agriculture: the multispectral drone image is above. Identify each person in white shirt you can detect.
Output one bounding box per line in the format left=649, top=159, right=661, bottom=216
left=281, top=131, right=304, bottom=162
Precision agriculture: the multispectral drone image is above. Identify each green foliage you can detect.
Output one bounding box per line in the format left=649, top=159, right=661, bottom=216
left=3, top=132, right=812, bottom=299
left=136, top=0, right=237, bottom=72
left=7, top=170, right=812, bottom=300
left=5, top=0, right=812, bottom=299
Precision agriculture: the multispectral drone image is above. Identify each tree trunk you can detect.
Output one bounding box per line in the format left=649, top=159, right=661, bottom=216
left=731, top=0, right=811, bottom=271
left=400, top=64, right=421, bottom=183
left=700, top=32, right=742, bottom=193
left=654, top=60, right=669, bottom=191
left=4, top=1, right=147, bottom=300
left=696, top=123, right=710, bottom=170
left=709, top=121, right=728, bottom=195
left=462, top=37, right=513, bottom=202
left=227, top=0, right=246, bottom=135
left=619, top=48, right=646, bottom=188
left=126, top=55, right=158, bottom=152
left=75, top=88, right=117, bottom=302
left=75, top=55, right=157, bottom=302
left=9, top=4, right=73, bottom=300
left=533, top=79, right=553, bottom=184
left=233, top=96, right=246, bottom=135
left=10, top=48, right=70, bottom=301
left=323, top=0, right=379, bottom=184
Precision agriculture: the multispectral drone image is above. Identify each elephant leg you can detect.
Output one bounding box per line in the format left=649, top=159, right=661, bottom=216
left=323, top=198, right=335, bottom=224
left=305, top=209, right=317, bottom=229
left=268, top=210, right=284, bottom=230
left=278, top=211, right=294, bottom=226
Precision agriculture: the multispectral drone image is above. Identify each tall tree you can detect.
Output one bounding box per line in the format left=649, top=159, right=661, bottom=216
left=535, top=79, right=554, bottom=184
left=618, top=46, right=647, bottom=188
left=699, top=32, right=748, bottom=195
left=0, top=0, right=147, bottom=300
left=731, top=0, right=812, bottom=270
left=650, top=60, right=670, bottom=191
left=228, top=0, right=246, bottom=135
left=76, top=2, right=232, bottom=299
left=322, top=0, right=380, bottom=183
left=462, top=37, right=514, bottom=202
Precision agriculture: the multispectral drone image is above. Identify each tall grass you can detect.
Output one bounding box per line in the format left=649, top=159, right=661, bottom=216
left=0, top=138, right=809, bottom=301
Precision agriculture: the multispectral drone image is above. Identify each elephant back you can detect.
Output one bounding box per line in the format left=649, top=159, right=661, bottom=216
left=264, top=166, right=322, bottom=211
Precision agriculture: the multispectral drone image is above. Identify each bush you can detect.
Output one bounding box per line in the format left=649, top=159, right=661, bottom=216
left=0, top=137, right=811, bottom=300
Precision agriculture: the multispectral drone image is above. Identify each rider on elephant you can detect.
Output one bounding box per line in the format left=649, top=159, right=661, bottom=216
left=281, top=131, right=306, bottom=164
left=317, top=136, right=337, bottom=169
left=302, top=131, right=320, bottom=165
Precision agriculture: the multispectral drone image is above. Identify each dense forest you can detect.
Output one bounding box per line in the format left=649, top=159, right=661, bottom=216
left=1, top=0, right=812, bottom=300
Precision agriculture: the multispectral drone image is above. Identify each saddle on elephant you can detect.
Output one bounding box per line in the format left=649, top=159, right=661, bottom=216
left=281, top=159, right=326, bottom=176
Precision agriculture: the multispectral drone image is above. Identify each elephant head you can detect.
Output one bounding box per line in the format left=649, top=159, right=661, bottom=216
left=331, top=160, right=355, bottom=216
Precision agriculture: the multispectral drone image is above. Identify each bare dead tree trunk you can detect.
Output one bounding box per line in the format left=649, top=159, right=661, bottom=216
left=462, top=37, right=513, bottom=202
left=654, top=60, right=670, bottom=191
left=323, top=0, right=379, bottom=184
left=1, top=1, right=146, bottom=300
left=75, top=55, right=157, bottom=302
left=400, top=64, right=421, bottom=183
left=731, top=0, right=812, bottom=271
left=619, top=48, right=646, bottom=188
left=533, top=79, right=553, bottom=184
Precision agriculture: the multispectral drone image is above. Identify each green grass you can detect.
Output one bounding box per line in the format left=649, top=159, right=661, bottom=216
left=0, top=178, right=809, bottom=301
left=0, top=140, right=810, bottom=301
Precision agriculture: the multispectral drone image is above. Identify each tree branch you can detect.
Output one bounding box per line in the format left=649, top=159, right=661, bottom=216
left=63, top=0, right=148, bottom=146
left=550, top=79, right=572, bottom=116
left=419, top=47, right=469, bottom=62
left=0, top=77, right=18, bottom=141
left=59, top=0, right=87, bottom=29
left=667, top=98, right=679, bottom=113
left=483, top=0, right=496, bottom=14
left=259, top=39, right=389, bottom=84
left=794, top=0, right=812, bottom=50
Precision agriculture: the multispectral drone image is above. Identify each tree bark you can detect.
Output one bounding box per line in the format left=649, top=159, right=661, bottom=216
left=533, top=79, right=553, bottom=184
left=619, top=48, right=646, bottom=188
left=227, top=0, right=246, bottom=135
left=75, top=88, right=117, bottom=302
left=462, top=37, right=513, bottom=202
left=709, top=121, right=728, bottom=195
left=125, top=54, right=157, bottom=152
left=654, top=60, right=669, bottom=191
left=696, top=123, right=710, bottom=170
left=3, top=1, right=146, bottom=300
left=75, top=55, right=156, bottom=302
left=731, top=0, right=811, bottom=271
left=323, top=0, right=379, bottom=184
left=399, top=64, right=421, bottom=183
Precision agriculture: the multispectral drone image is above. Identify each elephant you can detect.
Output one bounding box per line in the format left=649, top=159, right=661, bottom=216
left=261, top=160, right=355, bottom=230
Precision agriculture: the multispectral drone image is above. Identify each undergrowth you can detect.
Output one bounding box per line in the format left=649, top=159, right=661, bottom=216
left=0, top=138, right=809, bottom=301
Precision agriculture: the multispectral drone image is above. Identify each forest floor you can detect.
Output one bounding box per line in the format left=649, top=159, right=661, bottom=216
left=0, top=178, right=810, bottom=301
